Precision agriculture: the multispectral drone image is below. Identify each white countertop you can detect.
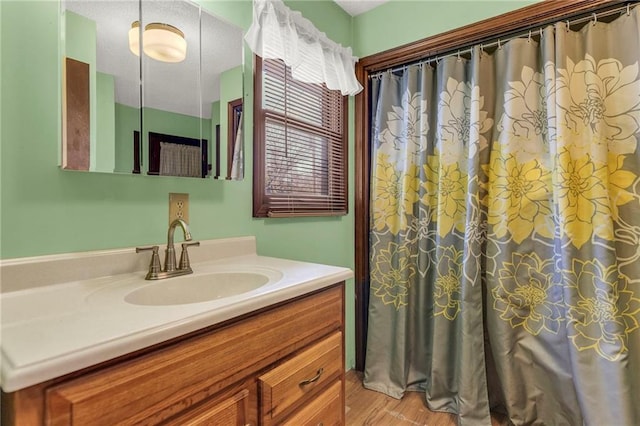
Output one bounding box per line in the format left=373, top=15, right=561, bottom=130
left=0, top=238, right=353, bottom=392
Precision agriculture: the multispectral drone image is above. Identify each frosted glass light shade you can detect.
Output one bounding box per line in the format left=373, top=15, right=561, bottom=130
left=127, top=21, right=187, bottom=63
left=143, top=23, right=186, bottom=63
left=128, top=21, right=141, bottom=56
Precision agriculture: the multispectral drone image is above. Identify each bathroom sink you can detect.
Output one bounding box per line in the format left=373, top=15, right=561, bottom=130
left=125, top=272, right=270, bottom=306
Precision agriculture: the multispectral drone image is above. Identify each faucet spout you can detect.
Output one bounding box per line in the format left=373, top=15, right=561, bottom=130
left=165, top=219, right=191, bottom=272
left=167, top=218, right=192, bottom=248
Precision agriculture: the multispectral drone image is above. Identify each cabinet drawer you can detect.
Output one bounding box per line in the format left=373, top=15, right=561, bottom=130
left=282, top=380, right=343, bottom=426
left=259, top=332, right=342, bottom=423
left=165, top=385, right=253, bottom=426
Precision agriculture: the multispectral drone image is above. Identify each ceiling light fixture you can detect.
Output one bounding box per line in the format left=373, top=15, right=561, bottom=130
left=128, top=21, right=187, bottom=63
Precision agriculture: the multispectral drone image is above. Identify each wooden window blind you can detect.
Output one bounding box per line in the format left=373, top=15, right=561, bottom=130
left=253, top=56, right=348, bottom=218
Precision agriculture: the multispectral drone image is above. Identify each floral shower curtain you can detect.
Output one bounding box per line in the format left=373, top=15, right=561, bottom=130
left=364, top=8, right=640, bottom=426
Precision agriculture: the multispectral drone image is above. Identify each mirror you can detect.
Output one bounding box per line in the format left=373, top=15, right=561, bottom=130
left=61, top=0, right=244, bottom=180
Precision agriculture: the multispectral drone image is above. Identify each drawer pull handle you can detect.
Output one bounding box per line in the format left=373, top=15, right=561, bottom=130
left=299, top=368, right=324, bottom=386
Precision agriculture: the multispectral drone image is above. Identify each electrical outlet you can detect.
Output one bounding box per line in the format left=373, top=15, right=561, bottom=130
left=169, top=193, right=189, bottom=225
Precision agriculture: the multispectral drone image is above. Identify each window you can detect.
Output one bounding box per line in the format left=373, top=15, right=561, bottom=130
left=253, top=56, right=348, bottom=218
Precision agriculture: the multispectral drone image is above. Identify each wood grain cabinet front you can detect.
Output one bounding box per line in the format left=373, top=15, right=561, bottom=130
left=1, top=283, right=345, bottom=426
left=282, top=380, right=343, bottom=426
left=164, top=380, right=257, bottom=426
left=259, top=332, right=343, bottom=425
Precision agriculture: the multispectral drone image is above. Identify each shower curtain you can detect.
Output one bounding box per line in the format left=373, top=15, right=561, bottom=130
left=364, top=8, right=640, bottom=426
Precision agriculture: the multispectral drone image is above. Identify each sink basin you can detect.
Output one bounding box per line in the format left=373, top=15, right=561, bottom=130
left=125, top=272, right=270, bottom=306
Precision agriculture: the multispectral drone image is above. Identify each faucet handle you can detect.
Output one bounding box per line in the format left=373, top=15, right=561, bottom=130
left=179, top=241, right=200, bottom=270
left=136, top=245, right=161, bottom=279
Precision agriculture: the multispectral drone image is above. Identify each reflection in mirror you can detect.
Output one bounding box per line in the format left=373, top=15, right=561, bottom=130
left=140, top=1, right=204, bottom=178
left=201, top=8, right=244, bottom=180
left=227, top=98, right=243, bottom=180
left=60, top=0, right=244, bottom=180
left=62, top=0, right=141, bottom=173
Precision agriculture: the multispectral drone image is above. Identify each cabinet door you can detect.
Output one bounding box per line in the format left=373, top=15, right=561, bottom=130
left=282, top=380, right=343, bottom=426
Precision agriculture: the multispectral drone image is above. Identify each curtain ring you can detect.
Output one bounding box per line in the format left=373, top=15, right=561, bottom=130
left=540, top=27, right=543, bottom=38
left=498, top=39, right=502, bottom=50
left=457, top=50, right=461, bottom=61
left=566, top=20, right=570, bottom=32
left=528, top=30, right=532, bottom=43
left=592, top=12, right=597, bottom=25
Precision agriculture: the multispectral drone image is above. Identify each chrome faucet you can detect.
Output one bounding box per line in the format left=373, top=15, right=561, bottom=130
left=136, top=219, right=200, bottom=280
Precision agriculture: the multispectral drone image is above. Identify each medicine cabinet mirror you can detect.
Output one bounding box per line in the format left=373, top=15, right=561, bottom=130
left=61, top=0, right=244, bottom=180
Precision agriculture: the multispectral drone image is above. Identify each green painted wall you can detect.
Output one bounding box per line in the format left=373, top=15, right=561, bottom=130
left=353, top=0, right=540, bottom=57
left=1, top=0, right=541, bottom=371
left=114, top=103, right=140, bottom=173
left=96, top=72, right=115, bottom=173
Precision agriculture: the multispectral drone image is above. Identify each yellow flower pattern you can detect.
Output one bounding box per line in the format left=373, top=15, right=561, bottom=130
left=434, top=246, right=463, bottom=320
left=372, top=152, right=419, bottom=235
left=370, top=55, right=640, bottom=362
left=485, top=152, right=553, bottom=243
left=556, top=150, right=614, bottom=248
left=565, top=259, right=640, bottom=361
left=424, top=158, right=467, bottom=238
left=493, top=253, right=563, bottom=335
left=607, top=153, right=638, bottom=221
left=371, top=241, right=417, bottom=309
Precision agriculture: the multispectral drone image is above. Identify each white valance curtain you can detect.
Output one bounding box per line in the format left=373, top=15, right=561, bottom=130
left=244, top=0, right=363, bottom=96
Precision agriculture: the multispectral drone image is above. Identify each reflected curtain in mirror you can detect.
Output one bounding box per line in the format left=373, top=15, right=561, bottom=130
left=364, top=8, right=640, bottom=426
left=143, top=132, right=208, bottom=178
left=227, top=98, right=243, bottom=180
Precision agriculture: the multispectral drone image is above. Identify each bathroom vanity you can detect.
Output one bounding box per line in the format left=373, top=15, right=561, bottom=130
left=0, top=237, right=352, bottom=425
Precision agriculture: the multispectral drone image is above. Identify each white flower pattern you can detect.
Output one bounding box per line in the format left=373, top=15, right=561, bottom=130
left=556, top=55, right=640, bottom=163
left=379, top=89, right=429, bottom=157
left=498, top=65, right=554, bottom=164
left=436, top=78, right=493, bottom=166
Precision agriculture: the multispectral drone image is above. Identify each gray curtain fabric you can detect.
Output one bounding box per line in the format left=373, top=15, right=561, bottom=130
left=364, top=9, right=640, bottom=426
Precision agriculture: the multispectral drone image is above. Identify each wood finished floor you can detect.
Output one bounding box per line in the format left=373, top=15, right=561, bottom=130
left=345, top=370, right=508, bottom=426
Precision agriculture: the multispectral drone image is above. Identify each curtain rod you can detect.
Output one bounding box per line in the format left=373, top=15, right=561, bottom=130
left=369, top=2, right=634, bottom=79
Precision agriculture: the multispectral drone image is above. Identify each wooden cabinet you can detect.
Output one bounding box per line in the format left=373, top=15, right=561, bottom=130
left=1, top=283, right=345, bottom=425
left=259, top=332, right=343, bottom=425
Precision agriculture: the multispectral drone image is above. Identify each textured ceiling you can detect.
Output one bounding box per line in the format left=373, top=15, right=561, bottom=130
left=63, top=0, right=243, bottom=118
left=333, top=0, right=389, bottom=16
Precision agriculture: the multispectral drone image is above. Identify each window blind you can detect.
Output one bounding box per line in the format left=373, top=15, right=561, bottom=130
left=254, top=57, right=348, bottom=217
